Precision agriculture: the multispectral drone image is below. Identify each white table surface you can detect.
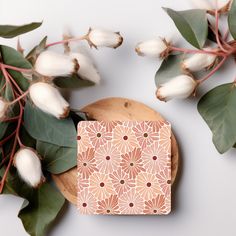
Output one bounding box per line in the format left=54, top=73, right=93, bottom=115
left=1, top=0, right=236, bottom=235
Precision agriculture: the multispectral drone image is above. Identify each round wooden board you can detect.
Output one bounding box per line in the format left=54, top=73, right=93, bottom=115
left=52, top=97, right=179, bottom=204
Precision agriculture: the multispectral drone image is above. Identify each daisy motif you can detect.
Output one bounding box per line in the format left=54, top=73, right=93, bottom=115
left=97, top=195, right=120, bottom=214
left=95, top=142, right=121, bottom=173
left=86, top=122, right=112, bottom=148
left=143, top=194, right=171, bottom=215
left=120, top=148, right=145, bottom=178
left=78, top=148, right=98, bottom=179
left=77, top=188, right=97, bottom=214
left=119, top=188, right=144, bottom=214
left=142, top=142, right=168, bottom=174
left=147, top=120, right=167, bottom=132
left=136, top=172, right=161, bottom=200
left=159, top=123, right=171, bottom=153
left=113, top=124, right=138, bottom=153
left=132, top=121, right=158, bottom=148
left=100, top=121, right=122, bottom=132
left=78, top=173, right=89, bottom=192
left=156, top=168, right=171, bottom=196
left=89, top=172, right=115, bottom=200
left=109, top=168, right=135, bottom=196
left=77, top=123, right=91, bottom=153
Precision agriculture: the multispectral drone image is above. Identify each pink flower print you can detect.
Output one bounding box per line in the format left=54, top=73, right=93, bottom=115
left=159, top=123, right=171, bottom=153
left=113, top=124, right=138, bottom=153
left=133, top=121, right=158, bottom=148
left=136, top=172, right=161, bottom=200
left=86, top=122, right=112, bottom=148
left=97, top=195, right=120, bottom=214
left=119, top=188, right=144, bottom=214
left=77, top=123, right=92, bottom=153
left=156, top=168, right=171, bottom=196
left=77, top=188, right=97, bottom=214
left=78, top=148, right=98, bottom=179
left=78, top=173, right=89, bottom=192
left=120, top=148, right=145, bottom=178
left=143, top=194, right=171, bottom=215
left=100, top=121, right=122, bottom=132
left=95, top=142, right=121, bottom=174
left=109, top=168, right=135, bottom=196
left=142, top=142, right=168, bottom=174
left=89, top=172, right=115, bottom=200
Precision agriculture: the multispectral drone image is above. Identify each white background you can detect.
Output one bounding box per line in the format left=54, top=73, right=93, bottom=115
left=1, top=0, right=236, bottom=235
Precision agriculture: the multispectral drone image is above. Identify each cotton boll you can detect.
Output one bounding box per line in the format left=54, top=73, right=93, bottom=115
left=29, top=82, right=70, bottom=119
left=156, top=75, right=197, bottom=101
left=14, top=148, right=45, bottom=188
left=69, top=52, right=101, bottom=84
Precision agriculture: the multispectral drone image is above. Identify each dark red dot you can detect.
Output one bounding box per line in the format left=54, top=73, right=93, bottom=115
left=120, top=180, right=125, bottom=184
left=97, top=133, right=101, bottom=137
left=77, top=136, right=81, bottom=140
left=123, top=135, right=128, bottom=140
left=167, top=180, right=171, bottom=184
left=107, top=209, right=110, bottom=213
left=82, top=203, right=87, bottom=207
left=129, top=203, right=134, bottom=207
left=100, top=182, right=105, bottom=187
left=83, top=163, right=87, bottom=166
left=153, top=209, right=157, bottom=213
left=130, top=162, right=134, bottom=166
left=152, top=156, right=157, bottom=160
left=143, top=133, right=148, bottom=137
left=147, top=182, right=152, bottom=187
left=106, top=156, right=110, bottom=160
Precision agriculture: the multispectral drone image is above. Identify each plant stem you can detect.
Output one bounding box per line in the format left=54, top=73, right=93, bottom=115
left=170, top=46, right=225, bottom=57
left=0, top=63, right=33, bottom=74
left=198, top=57, right=227, bottom=84
left=5, top=70, right=24, bottom=95
left=46, top=35, right=86, bottom=48
left=8, top=91, right=29, bottom=105
left=0, top=131, right=17, bottom=146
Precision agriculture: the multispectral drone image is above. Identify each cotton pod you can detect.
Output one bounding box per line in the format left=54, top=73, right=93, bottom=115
left=29, top=82, right=70, bottom=119
left=14, top=148, right=45, bottom=188
left=34, top=50, right=79, bottom=77
left=69, top=52, right=101, bottom=84
left=182, top=50, right=217, bottom=72
left=0, top=97, right=8, bottom=120
left=86, top=28, right=123, bottom=49
left=156, top=75, right=197, bottom=101
left=135, top=38, right=171, bottom=58
left=191, top=0, right=232, bottom=12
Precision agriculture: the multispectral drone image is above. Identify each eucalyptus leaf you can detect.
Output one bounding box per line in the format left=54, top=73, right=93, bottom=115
left=198, top=83, right=236, bottom=153
left=0, top=45, right=32, bottom=69
left=53, top=74, right=95, bottom=89
left=164, top=8, right=208, bottom=48
left=18, top=182, right=65, bottom=236
left=228, top=0, right=236, bottom=39
left=37, top=141, right=76, bottom=174
left=155, top=55, right=184, bottom=87
left=0, top=22, right=42, bottom=38
left=0, top=122, right=9, bottom=140
left=8, top=70, right=30, bottom=91
left=24, top=102, right=77, bottom=148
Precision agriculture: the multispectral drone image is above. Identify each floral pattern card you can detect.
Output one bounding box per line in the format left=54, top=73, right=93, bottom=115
left=77, top=121, right=171, bottom=215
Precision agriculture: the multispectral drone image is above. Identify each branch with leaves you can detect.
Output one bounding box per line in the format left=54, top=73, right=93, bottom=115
left=135, top=0, right=236, bottom=154
left=0, top=22, right=123, bottom=236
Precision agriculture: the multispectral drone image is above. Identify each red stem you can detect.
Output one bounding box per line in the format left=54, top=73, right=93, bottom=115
left=198, top=57, right=227, bottom=84
left=9, top=91, right=29, bottom=105
left=1, top=63, right=33, bottom=74
left=0, top=131, right=17, bottom=146
left=46, top=36, right=86, bottom=48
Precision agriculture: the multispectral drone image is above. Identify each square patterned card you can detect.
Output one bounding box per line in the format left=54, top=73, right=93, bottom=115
left=77, top=121, right=171, bottom=215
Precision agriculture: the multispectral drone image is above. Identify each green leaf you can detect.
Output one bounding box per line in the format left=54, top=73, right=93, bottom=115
left=155, top=54, right=184, bottom=87
left=53, top=75, right=95, bottom=89
left=24, top=102, right=77, bottom=148
left=228, top=0, right=236, bottom=39
left=198, top=83, right=236, bottom=154
left=0, top=22, right=42, bottom=38
left=18, top=182, right=65, bottom=236
left=0, top=45, right=32, bottom=69
left=0, top=122, right=9, bottom=140
left=37, top=141, right=76, bottom=174
left=8, top=70, right=30, bottom=91
left=164, top=8, right=208, bottom=48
